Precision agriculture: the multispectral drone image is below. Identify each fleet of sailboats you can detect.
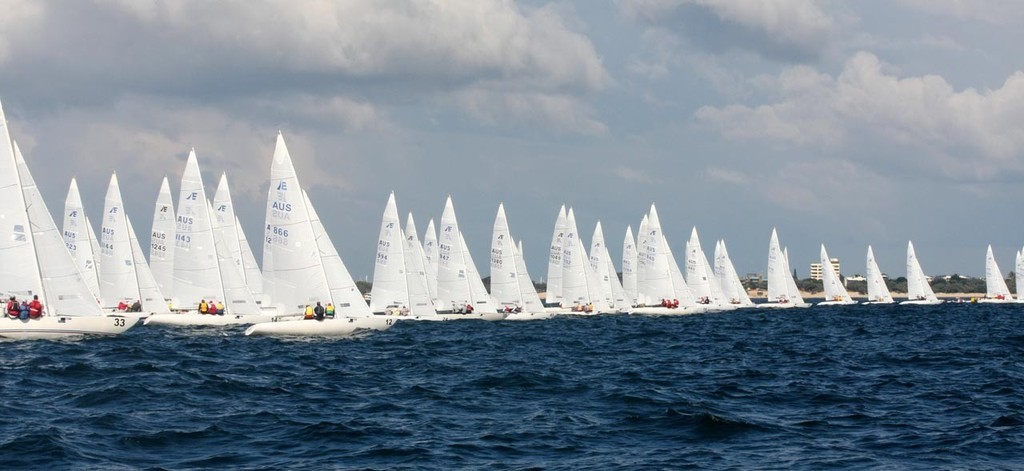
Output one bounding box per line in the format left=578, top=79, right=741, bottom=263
left=3, top=95, right=1021, bottom=340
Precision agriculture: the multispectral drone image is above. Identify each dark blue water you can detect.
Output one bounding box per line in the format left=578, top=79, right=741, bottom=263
left=3, top=304, right=1023, bottom=469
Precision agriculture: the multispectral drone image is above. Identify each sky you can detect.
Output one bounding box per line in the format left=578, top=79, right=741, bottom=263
left=2, top=0, right=1024, bottom=280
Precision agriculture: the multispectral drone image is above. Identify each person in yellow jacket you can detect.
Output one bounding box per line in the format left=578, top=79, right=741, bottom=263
left=304, top=304, right=314, bottom=319
left=199, top=299, right=209, bottom=314
left=216, top=300, right=225, bottom=315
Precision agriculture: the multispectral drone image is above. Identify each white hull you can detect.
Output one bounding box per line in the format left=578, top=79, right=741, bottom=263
left=862, top=300, right=895, bottom=305
left=628, top=306, right=714, bottom=315
left=1, top=315, right=138, bottom=339
left=144, top=313, right=278, bottom=326
left=245, top=316, right=395, bottom=337
left=976, top=298, right=1015, bottom=304
left=899, top=299, right=943, bottom=305
left=106, top=310, right=151, bottom=320
left=816, top=300, right=858, bottom=306
left=437, top=311, right=507, bottom=321
left=757, top=302, right=812, bottom=309
left=503, top=311, right=557, bottom=321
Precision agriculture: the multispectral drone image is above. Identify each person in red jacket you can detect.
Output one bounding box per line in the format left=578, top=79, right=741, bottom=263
left=6, top=296, right=18, bottom=318
left=28, top=295, right=43, bottom=319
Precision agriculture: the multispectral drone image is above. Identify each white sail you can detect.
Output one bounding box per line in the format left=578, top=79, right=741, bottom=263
left=490, top=203, right=523, bottom=310
left=0, top=134, right=42, bottom=301
left=715, top=240, right=753, bottom=306
left=685, top=227, right=726, bottom=305
left=11, top=141, right=105, bottom=317
left=126, top=217, right=170, bottom=312
left=207, top=200, right=261, bottom=315
left=622, top=225, right=638, bottom=306
left=1016, top=249, right=1024, bottom=301
left=515, top=240, right=545, bottom=313
left=905, top=241, right=939, bottom=303
left=588, top=221, right=616, bottom=306
left=236, top=215, right=264, bottom=301
left=984, top=245, right=1013, bottom=300
left=172, top=150, right=224, bottom=308
left=545, top=205, right=567, bottom=305
left=635, top=215, right=649, bottom=305
left=99, top=173, right=141, bottom=308
left=212, top=173, right=264, bottom=304
left=820, top=244, right=854, bottom=304
left=149, top=176, right=175, bottom=299
left=561, top=208, right=610, bottom=311
left=403, top=213, right=436, bottom=317
left=422, top=218, right=439, bottom=305
left=865, top=245, right=894, bottom=303
left=766, top=229, right=789, bottom=303
left=782, top=247, right=805, bottom=305
left=303, top=190, right=371, bottom=317
left=370, top=192, right=407, bottom=312
left=436, top=196, right=472, bottom=311
left=461, top=231, right=495, bottom=313
left=663, top=232, right=697, bottom=306
left=640, top=205, right=674, bottom=303
left=62, top=178, right=101, bottom=300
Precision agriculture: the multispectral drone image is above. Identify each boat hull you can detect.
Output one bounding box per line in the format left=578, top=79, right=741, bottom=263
left=816, top=300, right=858, bottom=306
left=899, top=299, right=943, bottom=305
left=245, top=316, right=395, bottom=337
left=757, top=302, right=812, bottom=309
left=436, top=312, right=507, bottom=321
left=628, top=305, right=714, bottom=315
left=0, top=315, right=138, bottom=339
left=503, top=311, right=557, bottom=321
left=144, top=313, right=279, bottom=327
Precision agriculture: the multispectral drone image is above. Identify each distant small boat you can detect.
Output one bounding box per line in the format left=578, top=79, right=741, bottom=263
left=714, top=240, right=754, bottom=308
left=490, top=204, right=554, bottom=320
left=901, top=241, right=942, bottom=305
left=817, top=245, right=856, bottom=306
left=978, top=245, right=1014, bottom=303
left=863, top=245, right=894, bottom=304
left=758, top=229, right=809, bottom=309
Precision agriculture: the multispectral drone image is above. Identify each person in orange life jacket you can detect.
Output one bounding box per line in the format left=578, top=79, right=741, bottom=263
left=7, top=296, right=19, bottom=318
left=28, top=295, right=43, bottom=318
left=304, top=305, right=314, bottom=319
left=314, top=302, right=325, bottom=320
left=199, top=299, right=209, bottom=314
left=208, top=301, right=218, bottom=315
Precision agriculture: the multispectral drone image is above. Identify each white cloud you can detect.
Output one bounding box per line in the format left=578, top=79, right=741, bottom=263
left=0, top=0, right=44, bottom=63
left=455, top=88, right=607, bottom=136
left=619, top=0, right=835, bottom=61
left=695, top=52, right=1024, bottom=178
left=896, top=0, right=1024, bottom=25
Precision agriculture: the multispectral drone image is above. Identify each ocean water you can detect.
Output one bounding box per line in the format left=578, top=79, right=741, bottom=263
left=2, top=303, right=1023, bottom=469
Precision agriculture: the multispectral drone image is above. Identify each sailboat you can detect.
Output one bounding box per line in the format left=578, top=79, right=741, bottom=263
left=590, top=222, right=628, bottom=312
left=212, top=173, right=265, bottom=304
left=817, top=245, right=856, bottom=305
left=369, top=193, right=439, bottom=320
left=434, top=196, right=504, bottom=320
left=490, top=204, right=554, bottom=320
left=401, top=213, right=440, bottom=320
left=980, top=245, right=1014, bottom=302
left=714, top=240, right=754, bottom=307
left=685, top=228, right=732, bottom=310
left=628, top=205, right=702, bottom=315
left=901, top=241, right=942, bottom=305
left=864, top=245, right=894, bottom=304
left=246, top=133, right=393, bottom=336
left=513, top=240, right=552, bottom=320
left=544, top=205, right=567, bottom=307
left=97, top=173, right=169, bottom=319
left=622, top=226, right=638, bottom=307
left=62, top=178, right=101, bottom=301
left=145, top=150, right=268, bottom=326
left=149, top=176, right=176, bottom=302
left=758, top=229, right=809, bottom=308
left=560, top=208, right=610, bottom=314
left=1, top=100, right=136, bottom=338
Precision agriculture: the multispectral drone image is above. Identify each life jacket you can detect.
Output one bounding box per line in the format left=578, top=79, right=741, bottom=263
left=28, top=300, right=42, bottom=318
left=304, top=306, right=314, bottom=319
left=325, top=305, right=335, bottom=316
left=7, top=301, right=18, bottom=317
left=208, top=303, right=218, bottom=315
left=199, top=301, right=209, bottom=314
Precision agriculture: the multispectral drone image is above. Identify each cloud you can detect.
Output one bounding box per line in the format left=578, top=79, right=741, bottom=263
left=619, top=0, right=835, bottom=62
left=695, top=52, right=1024, bottom=179
left=455, top=88, right=607, bottom=135
left=896, top=0, right=1024, bottom=25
